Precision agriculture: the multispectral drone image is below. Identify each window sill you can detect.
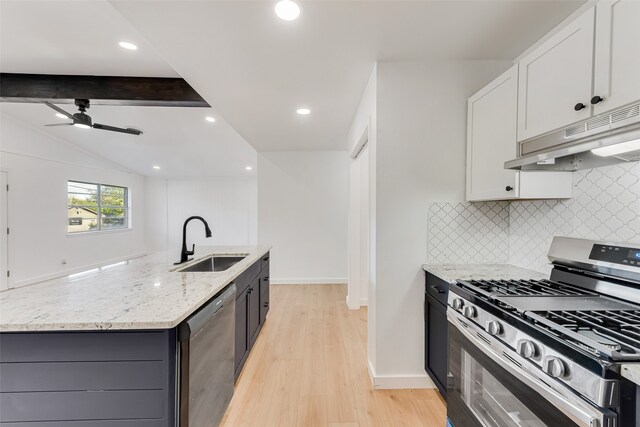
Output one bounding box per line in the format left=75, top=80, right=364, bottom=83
left=66, top=228, right=133, bottom=238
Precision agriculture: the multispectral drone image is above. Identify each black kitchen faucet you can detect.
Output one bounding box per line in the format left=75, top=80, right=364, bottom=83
left=175, top=216, right=212, bottom=265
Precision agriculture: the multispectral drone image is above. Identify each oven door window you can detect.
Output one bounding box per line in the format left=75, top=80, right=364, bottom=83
left=461, top=348, right=546, bottom=427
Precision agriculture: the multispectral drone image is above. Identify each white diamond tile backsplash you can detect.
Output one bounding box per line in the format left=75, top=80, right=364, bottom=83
left=427, top=162, right=640, bottom=274
left=427, top=201, right=510, bottom=264
left=510, top=162, right=640, bottom=274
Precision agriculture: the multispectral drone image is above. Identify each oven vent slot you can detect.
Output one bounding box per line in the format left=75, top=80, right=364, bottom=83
left=502, top=351, right=522, bottom=368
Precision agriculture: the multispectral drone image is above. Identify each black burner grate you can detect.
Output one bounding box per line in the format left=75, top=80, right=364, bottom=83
left=460, top=279, right=598, bottom=298
left=528, top=309, right=640, bottom=359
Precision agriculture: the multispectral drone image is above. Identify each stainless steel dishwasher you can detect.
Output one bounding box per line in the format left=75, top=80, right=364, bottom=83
left=178, top=283, right=236, bottom=427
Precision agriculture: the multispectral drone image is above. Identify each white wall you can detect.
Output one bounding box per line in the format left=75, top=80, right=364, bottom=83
left=144, top=176, right=258, bottom=257
left=357, top=60, right=510, bottom=388
left=258, top=151, right=349, bottom=284
left=0, top=113, right=147, bottom=287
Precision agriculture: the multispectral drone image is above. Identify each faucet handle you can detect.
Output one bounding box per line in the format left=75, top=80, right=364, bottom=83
left=187, top=244, right=195, bottom=256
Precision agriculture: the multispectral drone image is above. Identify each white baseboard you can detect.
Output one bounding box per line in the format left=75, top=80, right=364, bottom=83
left=10, top=252, right=148, bottom=289
left=270, top=278, right=348, bottom=285
left=346, top=295, right=369, bottom=309
left=367, top=359, right=435, bottom=389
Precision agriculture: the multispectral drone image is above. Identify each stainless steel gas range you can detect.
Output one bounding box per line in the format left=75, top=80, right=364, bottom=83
left=447, top=237, right=640, bottom=427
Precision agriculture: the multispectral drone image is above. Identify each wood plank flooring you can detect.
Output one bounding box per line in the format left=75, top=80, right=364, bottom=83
left=221, top=284, right=446, bottom=427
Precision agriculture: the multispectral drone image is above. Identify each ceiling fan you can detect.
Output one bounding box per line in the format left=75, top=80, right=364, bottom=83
left=44, top=99, right=143, bottom=136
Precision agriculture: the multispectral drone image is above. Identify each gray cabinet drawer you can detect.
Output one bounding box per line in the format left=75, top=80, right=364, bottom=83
left=235, top=260, right=261, bottom=295
left=261, top=252, right=270, bottom=271
left=425, top=272, right=449, bottom=306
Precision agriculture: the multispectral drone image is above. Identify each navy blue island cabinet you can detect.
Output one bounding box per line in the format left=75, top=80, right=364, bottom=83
left=0, top=254, right=270, bottom=427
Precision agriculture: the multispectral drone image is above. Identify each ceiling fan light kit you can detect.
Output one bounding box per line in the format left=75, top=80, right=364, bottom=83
left=43, top=99, right=143, bottom=135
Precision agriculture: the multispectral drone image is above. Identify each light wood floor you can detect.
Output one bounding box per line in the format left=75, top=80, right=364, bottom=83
left=221, top=284, right=446, bottom=427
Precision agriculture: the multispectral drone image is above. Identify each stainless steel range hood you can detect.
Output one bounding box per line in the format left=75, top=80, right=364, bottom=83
left=505, top=102, right=640, bottom=171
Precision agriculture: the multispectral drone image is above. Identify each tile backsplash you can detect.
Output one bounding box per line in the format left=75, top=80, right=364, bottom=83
left=427, top=162, right=640, bottom=274
left=427, top=202, right=509, bottom=264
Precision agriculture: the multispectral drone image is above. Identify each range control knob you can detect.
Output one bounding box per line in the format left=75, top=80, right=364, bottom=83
left=462, top=305, right=477, bottom=319
left=452, top=298, right=464, bottom=311
left=485, top=321, right=502, bottom=336
left=516, top=340, right=538, bottom=359
left=543, top=357, right=566, bottom=378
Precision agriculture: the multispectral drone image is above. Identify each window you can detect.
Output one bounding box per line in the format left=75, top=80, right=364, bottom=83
left=67, top=181, right=129, bottom=233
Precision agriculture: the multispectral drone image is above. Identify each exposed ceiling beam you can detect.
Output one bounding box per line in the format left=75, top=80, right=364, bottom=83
left=0, top=73, right=210, bottom=107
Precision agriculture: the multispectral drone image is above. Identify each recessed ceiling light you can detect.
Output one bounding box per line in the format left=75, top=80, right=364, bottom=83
left=205, top=116, right=216, bottom=123
left=275, top=0, right=300, bottom=21
left=296, top=108, right=311, bottom=115
left=153, top=165, right=161, bottom=170
left=55, top=113, right=67, bottom=119
left=245, top=166, right=253, bottom=171
left=118, top=41, right=138, bottom=50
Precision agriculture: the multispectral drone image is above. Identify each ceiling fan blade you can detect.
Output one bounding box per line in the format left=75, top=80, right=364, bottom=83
left=44, top=123, right=74, bottom=127
left=93, top=123, right=143, bottom=136
left=43, top=102, right=74, bottom=120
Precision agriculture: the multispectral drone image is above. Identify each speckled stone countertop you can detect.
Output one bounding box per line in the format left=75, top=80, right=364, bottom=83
left=0, top=246, right=270, bottom=332
left=621, top=364, right=640, bottom=386
left=422, top=263, right=548, bottom=284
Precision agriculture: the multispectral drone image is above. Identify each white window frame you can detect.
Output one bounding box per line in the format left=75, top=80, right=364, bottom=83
left=67, top=180, right=130, bottom=234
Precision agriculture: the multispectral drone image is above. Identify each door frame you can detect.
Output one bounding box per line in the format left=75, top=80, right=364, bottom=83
left=347, top=125, right=370, bottom=310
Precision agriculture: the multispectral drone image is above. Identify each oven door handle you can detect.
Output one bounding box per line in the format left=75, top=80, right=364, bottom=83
left=448, top=310, right=616, bottom=427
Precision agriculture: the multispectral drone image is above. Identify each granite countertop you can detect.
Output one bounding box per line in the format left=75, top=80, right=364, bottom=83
left=422, top=263, right=548, bottom=284
left=0, top=246, right=270, bottom=332
left=621, top=364, right=640, bottom=386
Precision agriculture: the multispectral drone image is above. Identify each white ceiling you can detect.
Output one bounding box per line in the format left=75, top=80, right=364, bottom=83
left=0, top=0, right=257, bottom=177
left=0, top=102, right=256, bottom=177
left=110, top=0, right=585, bottom=152
left=0, top=0, right=585, bottom=170
left=0, top=0, right=177, bottom=77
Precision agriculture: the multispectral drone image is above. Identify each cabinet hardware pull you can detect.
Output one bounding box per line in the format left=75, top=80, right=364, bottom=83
left=591, top=95, right=604, bottom=105
left=505, top=186, right=514, bottom=192
left=574, top=102, right=586, bottom=111
left=430, top=285, right=446, bottom=294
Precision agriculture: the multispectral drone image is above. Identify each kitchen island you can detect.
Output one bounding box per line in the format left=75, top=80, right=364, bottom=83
left=0, top=246, right=271, bottom=426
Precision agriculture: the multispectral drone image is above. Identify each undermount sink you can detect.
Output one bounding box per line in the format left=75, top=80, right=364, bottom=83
left=175, top=256, right=246, bottom=273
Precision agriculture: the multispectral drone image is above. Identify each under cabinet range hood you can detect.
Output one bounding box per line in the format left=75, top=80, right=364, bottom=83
left=505, top=101, right=640, bottom=171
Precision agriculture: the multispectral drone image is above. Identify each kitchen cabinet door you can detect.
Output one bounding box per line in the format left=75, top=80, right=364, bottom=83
left=466, top=65, right=518, bottom=201
left=234, top=286, right=249, bottom=380
left=593, top=0, right=640, bottom=115
left=517, top=7, right=595, bottom=141
left=248, top=276, right=261, bottom=347
left=466, top=65, right=573, bottom=201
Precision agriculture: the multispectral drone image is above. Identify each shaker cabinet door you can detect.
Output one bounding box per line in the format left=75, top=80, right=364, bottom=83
left=593, top=0, right=640, bottom=115
left=517, top=7, right=595, bottom=141
left=466, top=64, right=518, bottom=201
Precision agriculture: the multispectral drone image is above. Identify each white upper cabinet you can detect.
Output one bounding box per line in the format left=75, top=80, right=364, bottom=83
left=467, top=65, right=518, bottom=201
left=593, top=0, right=640, bottom=115
left=517, top=7, right=595, bottom=142
left=466, top=65, right=572, bottom=201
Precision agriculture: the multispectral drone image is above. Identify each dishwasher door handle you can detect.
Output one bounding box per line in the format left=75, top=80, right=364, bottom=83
left=179, top=283, right=236, bottom=341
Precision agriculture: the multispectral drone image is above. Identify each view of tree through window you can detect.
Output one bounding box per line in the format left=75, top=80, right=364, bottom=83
left=67, top=181, right=129, bottom=233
